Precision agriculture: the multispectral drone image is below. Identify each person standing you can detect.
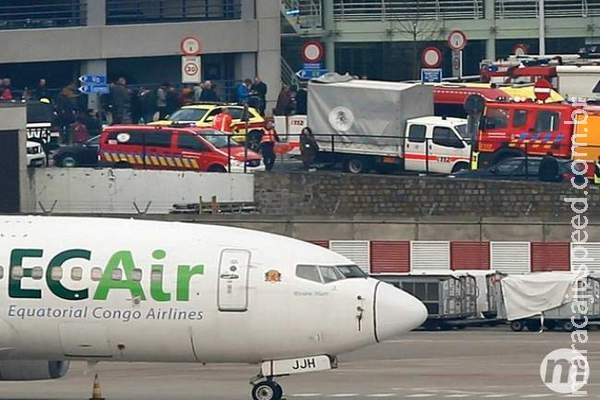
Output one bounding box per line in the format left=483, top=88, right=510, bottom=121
left=199, top=80, right=219, bottom=102
left=538, top=152, right=559, bottom=182
left=251, top=76, right=267, bottom=115
left=156, top=83, right=168, bottom=119
left=1, top=78, right=13, bottom=101
left=236, top=79, right=252, bottom=104
left=260, top=119, right=279, bottom=171
left=110, top=77, right=132, bottom=124
left=34, top=78, right=49, bottom=101
left=213, top=107, right=233, bottom=133
left=595, top=156, right=600, bottom=185
left=299, top=127, right=319, bottom=171
left=274, top=84, right=292, bottom=116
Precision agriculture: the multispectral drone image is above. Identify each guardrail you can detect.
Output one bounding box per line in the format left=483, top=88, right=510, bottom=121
left=106, top=0, right=241, bottom=25
left=333, top=0, right=484, bottom=21
left=496, top=0, right=599, bottom=18
left=0, top=1, right=86, bottom=30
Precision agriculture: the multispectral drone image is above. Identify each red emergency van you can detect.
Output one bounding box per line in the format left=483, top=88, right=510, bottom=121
left=99, top=125, right=264, bottom=172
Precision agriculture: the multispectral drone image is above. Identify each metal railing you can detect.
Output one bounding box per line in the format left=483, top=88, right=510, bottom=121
left=0, top=1, right=86, bottom=30
left=106, top=0, right=241, bottom=25
left=496, top=0, right=600, bottom=18
left=281, top=0, right=323, bottom=30
left=333, top=0, right=484, bottom=21
left=281, top=57, right=300, bottom=88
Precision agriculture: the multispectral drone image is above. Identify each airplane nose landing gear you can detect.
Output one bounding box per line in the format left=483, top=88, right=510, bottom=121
left=251, top=378, right=283, bottom=400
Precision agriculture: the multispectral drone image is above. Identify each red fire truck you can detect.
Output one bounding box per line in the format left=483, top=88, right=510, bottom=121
left=471, top=99, right=582, bottom=169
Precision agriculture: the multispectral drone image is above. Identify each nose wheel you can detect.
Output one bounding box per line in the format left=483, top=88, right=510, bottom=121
left=252, top=379, right=283, bottom=400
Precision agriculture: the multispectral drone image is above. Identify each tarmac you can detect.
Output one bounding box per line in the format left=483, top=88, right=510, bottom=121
left=0, top=328, right=597, bottom=400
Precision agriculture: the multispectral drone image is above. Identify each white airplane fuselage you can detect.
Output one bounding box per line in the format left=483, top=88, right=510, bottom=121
left=0, top=216, right=427, bottom=367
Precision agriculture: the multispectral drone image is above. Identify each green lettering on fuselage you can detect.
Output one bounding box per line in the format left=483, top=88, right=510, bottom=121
left=93, top=250, right=146, bottom=300
left=9, top=249, right=43, bottom=299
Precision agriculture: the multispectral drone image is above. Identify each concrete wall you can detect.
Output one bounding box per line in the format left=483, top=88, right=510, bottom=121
left=80, top=215, right=600, bottom=242
left=254, top=172, right=600, bottom=218
left=27, top=169, right=254, bottom=214
left=0, top=21, right=259, bottom=64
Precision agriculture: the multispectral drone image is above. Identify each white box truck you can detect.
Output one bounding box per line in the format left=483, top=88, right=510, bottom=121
left=306, top=75, right=471, bottom=174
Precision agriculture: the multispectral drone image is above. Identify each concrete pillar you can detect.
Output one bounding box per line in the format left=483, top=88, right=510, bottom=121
left=235, top=53, right=257, bottom=82
left=87, top=0, right=106, bottom=26
left=256, top=0, right=281, bottom=114
left=0, top=104, right=28, bottom=213
left=323, top=0, right=335, bottom=72
left=80, top=59, right=107, bottom=112
left=485, top=0, right=496, bottom=60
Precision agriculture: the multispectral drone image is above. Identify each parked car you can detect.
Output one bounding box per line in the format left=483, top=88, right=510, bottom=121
left=53, top=136, right=100, bottom=167
left=98, top=125, right=264, bottom=173
left=450, top=157, right=578, bottom=181
left=26, top=140, right=46, bottom=167
left=150, top=103, right=264, bottom=147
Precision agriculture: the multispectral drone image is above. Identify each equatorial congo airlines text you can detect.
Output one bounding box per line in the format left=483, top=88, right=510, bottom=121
left=5, top=249, right=206, bottom=322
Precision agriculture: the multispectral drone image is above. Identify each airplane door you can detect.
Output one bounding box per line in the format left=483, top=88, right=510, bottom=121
left=404, top=123, right=427, bottom=172
left=218, top=249, right=251, bottom=312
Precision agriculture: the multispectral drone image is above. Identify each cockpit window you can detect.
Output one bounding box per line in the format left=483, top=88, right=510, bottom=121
left=337, top=265, right=367, bottom=278
left=296, top=265, right=321, bottom=283
left=319, top=266, right=344, bottom=283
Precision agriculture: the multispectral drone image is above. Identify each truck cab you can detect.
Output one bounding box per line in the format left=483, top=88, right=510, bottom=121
left=404, top=116, right=471, bottom=174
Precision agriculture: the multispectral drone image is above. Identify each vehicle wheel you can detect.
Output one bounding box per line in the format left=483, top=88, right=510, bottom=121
left=208, top=165, right=227, bottom=173
left=60, top=155, right=77, bottom=168
left=344, top=158, right=368, bottom=174
left=451, top=162, right=469, bottom=173
left=252, top=380, right=282, bottom=400
left=510, top=320, right=524, bottom=332
left=563, top=320, right=575, bottom=332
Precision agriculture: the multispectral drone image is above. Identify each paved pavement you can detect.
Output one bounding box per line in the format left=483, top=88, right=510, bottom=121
left=0, top=328, right=597, bottom=400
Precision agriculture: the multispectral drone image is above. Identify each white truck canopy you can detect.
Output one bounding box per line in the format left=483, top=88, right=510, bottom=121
left=307, top=75, right=433, bottom=151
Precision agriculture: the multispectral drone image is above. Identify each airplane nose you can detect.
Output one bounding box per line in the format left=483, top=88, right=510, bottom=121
left=374, top=282, right=428, bottom=342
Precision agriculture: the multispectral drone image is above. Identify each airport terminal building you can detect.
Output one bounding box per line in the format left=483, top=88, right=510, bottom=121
left=281, top=0, right=600, bottom=80
left=0, top=0, right=280, bottom=104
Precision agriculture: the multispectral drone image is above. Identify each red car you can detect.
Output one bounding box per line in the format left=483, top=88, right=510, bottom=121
left=99, top=125, right=264, bottom=172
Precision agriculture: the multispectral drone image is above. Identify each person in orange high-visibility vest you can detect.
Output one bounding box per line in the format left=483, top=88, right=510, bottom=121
left=212, top=107, right=233, bottom=133
left=260, top=119, right=279, bottom=171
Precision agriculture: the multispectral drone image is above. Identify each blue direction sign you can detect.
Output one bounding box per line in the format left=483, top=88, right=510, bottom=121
left=78, top=84, right=110, bottom=94
left=421, top=68, right=443, bottom=83
left=296, top=67, right=328, bottom=80
left=79, top=74, right=107, bottom=85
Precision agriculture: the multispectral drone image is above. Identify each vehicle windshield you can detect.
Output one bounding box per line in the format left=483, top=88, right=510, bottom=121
left=169, top=108, right=208, bottom=122
left=455, top=124, right=469, bottom=139
left=198, top=130, right=231, bottom=148
left=295, top=264, right=366, bottom=284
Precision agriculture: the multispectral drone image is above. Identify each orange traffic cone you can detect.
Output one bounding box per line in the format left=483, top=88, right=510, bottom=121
left=89, top=374, right=106, bottom=400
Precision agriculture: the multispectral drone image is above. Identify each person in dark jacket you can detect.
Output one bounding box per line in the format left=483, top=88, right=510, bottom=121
left=251, top=76, right=268, bottom=115
left=295, top=86, right=307, bottom=114
left=199, top=80, right=219, bottom=102
left=539, top=152, right=559, bottom=182
left=299, top=126, right=319, bottom=171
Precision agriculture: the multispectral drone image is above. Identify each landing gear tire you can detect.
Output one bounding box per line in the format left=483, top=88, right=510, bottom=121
left=562, top=320, right=575, bottom=332
left=252, top=380, right=283, bottom=400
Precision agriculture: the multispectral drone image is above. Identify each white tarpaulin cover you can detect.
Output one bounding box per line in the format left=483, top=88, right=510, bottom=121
left=501, top=272, right=580, bottom=320
left=307, top=75, right=433, bottom=153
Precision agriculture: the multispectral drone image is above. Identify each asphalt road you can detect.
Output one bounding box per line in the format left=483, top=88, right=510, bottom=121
left=0, top=328, right=597, bottom=400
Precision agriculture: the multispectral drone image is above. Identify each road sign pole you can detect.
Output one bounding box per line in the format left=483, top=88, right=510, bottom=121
left=459, top=50, right=463, bottom=80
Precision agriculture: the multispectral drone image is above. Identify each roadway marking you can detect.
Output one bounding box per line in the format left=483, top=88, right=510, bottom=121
left=482, top=395, right=514, bottom=398
left=291, top=394, right=322, bottom=397
left=328, top=395, right=360, bottom=398
left=404, top=395, right=436, bottom=398
left=520, top=395, right=552, bottom=398
left=366, top=395, right=397, bottom=398
left=444, top=395, right=471, bottom=398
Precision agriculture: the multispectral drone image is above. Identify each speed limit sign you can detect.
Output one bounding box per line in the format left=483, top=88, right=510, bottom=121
left=448, top=30, right=467, bottom=51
